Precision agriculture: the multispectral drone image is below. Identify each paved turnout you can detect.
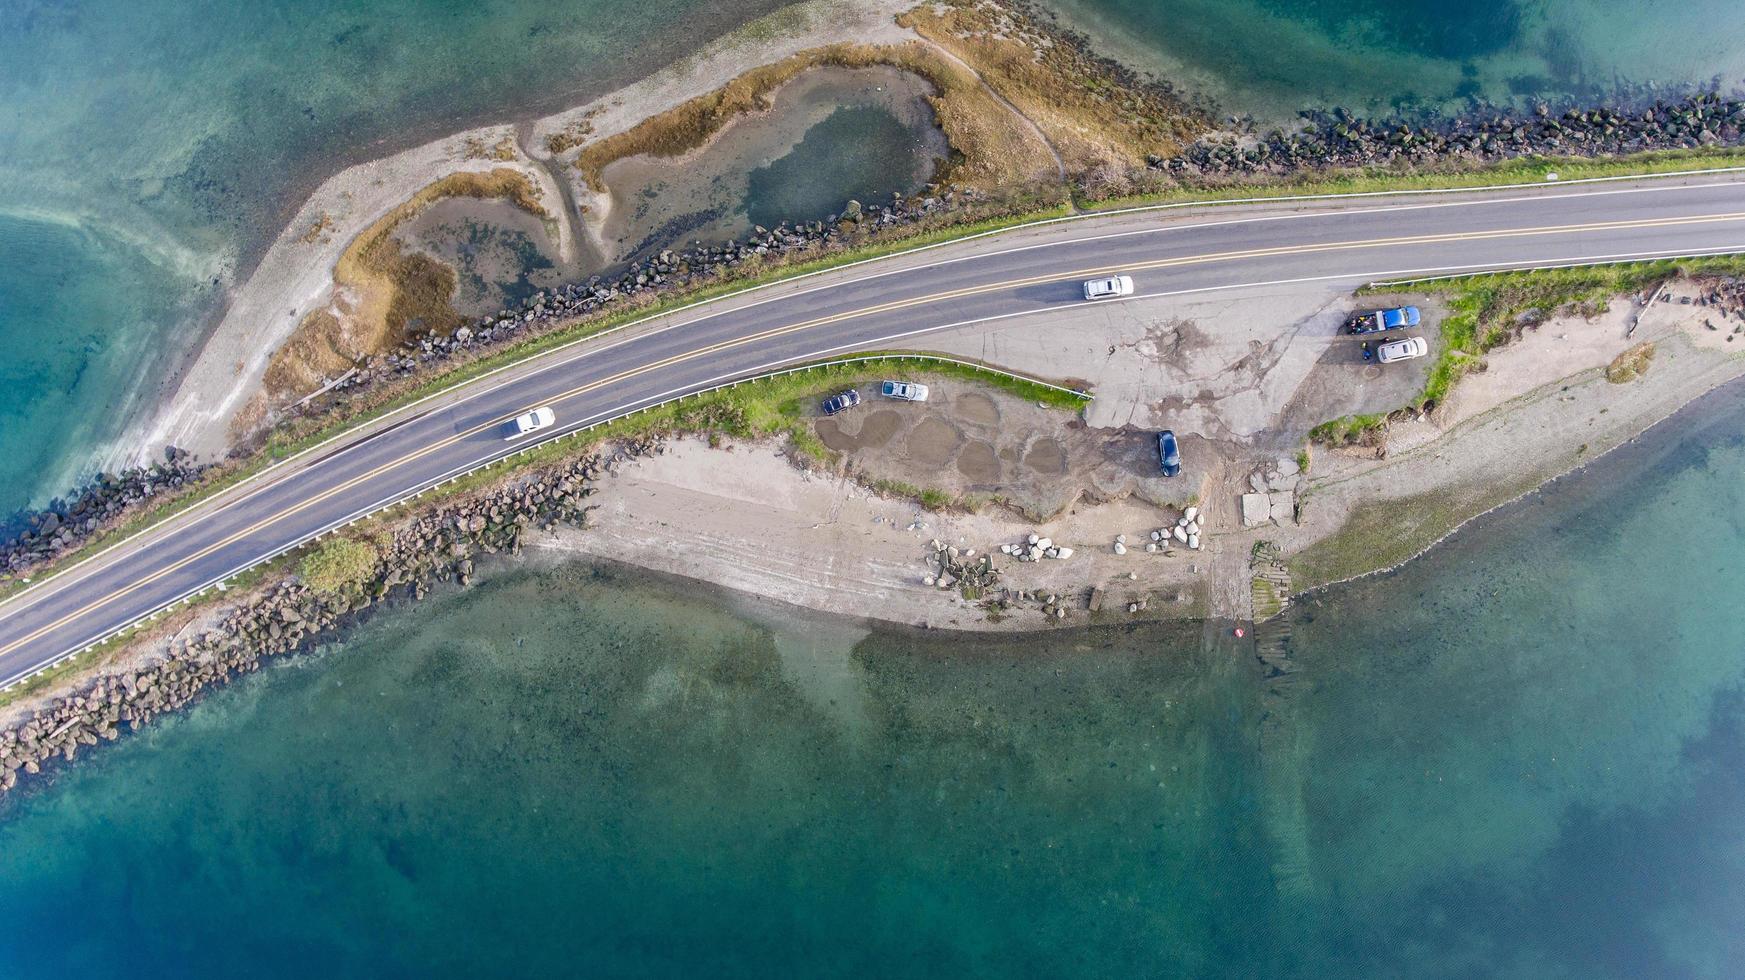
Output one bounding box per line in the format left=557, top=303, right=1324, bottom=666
left=5, top=176, right=1745, bottom=686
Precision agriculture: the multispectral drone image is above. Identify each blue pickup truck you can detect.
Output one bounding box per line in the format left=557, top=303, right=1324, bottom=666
left=1345, top=306, right=1421, bottom=335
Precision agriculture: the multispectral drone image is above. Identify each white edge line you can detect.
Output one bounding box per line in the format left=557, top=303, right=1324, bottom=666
left=11, top=239, right=1745, bottom=689
left=10, top=165, right=1745, bottom=611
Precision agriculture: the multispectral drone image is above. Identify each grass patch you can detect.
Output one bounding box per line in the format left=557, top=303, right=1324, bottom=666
left=898, top=0, right=1204, bottom=183
left=574, top=41, right=1064, bottom=192
left=1376, top=255, right=1745, bottom=409
left=298, top=536, right=381, bottom=594
left=265, top=169, right=549, bottom=399
left=1605, top=341, right=1657, bottom=383
left=1084, top=146, right=1745, bottom=212
left=1308, top=413, right=1387, bottom=447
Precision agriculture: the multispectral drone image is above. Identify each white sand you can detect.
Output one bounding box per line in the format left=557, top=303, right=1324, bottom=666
left=124, top=0, right=918, bottom=466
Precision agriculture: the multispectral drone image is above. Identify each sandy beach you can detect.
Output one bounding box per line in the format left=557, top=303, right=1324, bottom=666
left=128, top=0, right=918, bottom=464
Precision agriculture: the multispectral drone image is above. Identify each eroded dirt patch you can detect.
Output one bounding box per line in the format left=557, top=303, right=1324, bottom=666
left=956, top=441, right=1001, bottom=483
left=907, top=417, right=965, bottom=467
left=954, top=391, right=1000, bottom=427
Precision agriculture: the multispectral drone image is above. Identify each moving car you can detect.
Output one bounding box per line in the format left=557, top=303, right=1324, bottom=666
left=504, top=406, right=556, bottom=440
left=1083, top=274, right=1135, bottom=300
left=1377, top=336, right=1429, bottom=363
left=1346, top=305, right=1421, bottom=334
left=821, top=389, right=861, bottom=415
left=880, top=380, right=929, bottom=402
left=1157, top=429, right=1181, bottom=477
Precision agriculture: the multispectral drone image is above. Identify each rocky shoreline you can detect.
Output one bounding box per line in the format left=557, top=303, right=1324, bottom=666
left=1155, top=92, right=1745, bottom=179
left=0, top=447, right=212, bottom=587
left=0, top=437, right=673, bottom=797
left=276, top=190, right=993, bottom=432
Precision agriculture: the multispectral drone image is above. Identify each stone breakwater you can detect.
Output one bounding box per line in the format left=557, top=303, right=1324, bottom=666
left=1, top=446, right=213, bottom=586
left=305, top=192, right=986, bottom=416
left=0, top=437, right=673, bottom=797
left=1153, top=93, right=1745, bottom=179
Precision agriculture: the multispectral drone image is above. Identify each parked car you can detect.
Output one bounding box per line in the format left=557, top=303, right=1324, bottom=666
left=1346, top=306, right=1421, bottom=334
left=504, top=406, right=556, bottom=440
left=1157, top=429, right=1181, bottom=477
left=821, top=389, right=861, bottom=415
left=1082, top=274, right=1135, bottom=300
left=1377, top=336, right=1429, bottom=363
left=880, top=380, right=929, bottom=402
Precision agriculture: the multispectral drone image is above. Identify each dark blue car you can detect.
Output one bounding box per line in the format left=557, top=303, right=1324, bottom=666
left=1158, top=430, right=1181, bottom=477
left=821, top=389, right=861, bottom=416
left=1346, top=305, right=1421, bottom=334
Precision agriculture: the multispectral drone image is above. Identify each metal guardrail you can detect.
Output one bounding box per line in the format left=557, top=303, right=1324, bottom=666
left=2, top=354, right=1088, bottom=691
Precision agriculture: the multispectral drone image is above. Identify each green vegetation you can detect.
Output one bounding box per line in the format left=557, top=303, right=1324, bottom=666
left=1605, top=341, right=1657, bottom=383
left=1378, top=255, right=1745, bottom=410
left=1083, top=146, right=1745, bottom=212
left=1295, top=447, right=1312, bottom=474
left=297, top=536, right=382, bottom=594
left=1308, top=413, right=1387, bottom=447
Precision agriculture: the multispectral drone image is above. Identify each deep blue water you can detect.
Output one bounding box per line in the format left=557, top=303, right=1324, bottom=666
left=2, top=385, right=1743, bottom=976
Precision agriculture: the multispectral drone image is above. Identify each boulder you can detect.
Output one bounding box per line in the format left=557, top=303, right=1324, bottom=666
left=1240, top=493, right=1271, bottom=528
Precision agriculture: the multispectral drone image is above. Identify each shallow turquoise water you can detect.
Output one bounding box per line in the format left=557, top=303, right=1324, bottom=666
left=1039, top=0, right=1745, bottom=119
left=0, top=0, right=791, bottom=515
left=3, top=386, right=1743, bottom=976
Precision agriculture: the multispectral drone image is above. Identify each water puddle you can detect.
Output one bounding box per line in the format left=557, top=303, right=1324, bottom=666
left=394, top=196, right=578, bottom=319
left=590, top=65, right=949, bottom=269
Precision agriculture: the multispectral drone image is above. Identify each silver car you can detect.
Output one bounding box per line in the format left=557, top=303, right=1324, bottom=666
left=504, top=406, right=556, bottom=440
left=880, top=380, right=929, bottom=402
left=1377, top=337, right=1429, bottom=363
left=1082, top=274, right=1135, bottom=300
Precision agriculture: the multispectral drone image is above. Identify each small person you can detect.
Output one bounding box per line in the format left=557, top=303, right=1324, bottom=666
left=1361, top=341, right=1374, bottom=362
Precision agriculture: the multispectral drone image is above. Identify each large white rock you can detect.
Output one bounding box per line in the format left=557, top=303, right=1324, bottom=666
left=1185, top=520, right=1200, bottom=536
left=1027, top=533, right=1040, bottom=546
left=1173, top=526, right=1188, bottom=544
left=1240, top=493, right=1270, bottom=528
left=1113, top=541, right=1127, bottom=555
left=1185, top=506, right=1199, bottom=522
left=1036, top=537, right=1053, bottom=551
left=1151, top=529, right=1163, bottom=542
left=1145, top=542, right=1159, bottom=553
left=1054, top=546, right=1073, bottom=560
left=1188, top=533, right=1200, bottom=550
left=1268, top=492, right=1296, bottom=525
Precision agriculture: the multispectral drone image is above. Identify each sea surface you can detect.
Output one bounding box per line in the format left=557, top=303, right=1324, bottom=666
left=1038, top=0, right=1745, bottom=120
left=5, top=0, right=1744, bottom=520
left=4, top=382, right=1744, bottom=976
left=0, top=0, right=794, bottom=517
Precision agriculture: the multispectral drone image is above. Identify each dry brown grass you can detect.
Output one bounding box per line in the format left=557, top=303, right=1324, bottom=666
left=573, top=41, right=1059, bottom=192
left=463, top=135, right=520, bottom=161
left=546, top=118, right=597, bottom=155
left=900, top=0, right=1206, bottom=188
left=262, top=168, right=548, bottom=403
left=1605, top=342, right=1656, bottom=383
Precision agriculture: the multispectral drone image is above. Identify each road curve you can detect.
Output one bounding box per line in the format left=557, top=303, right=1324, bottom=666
left=5, top=176, right=1745, bottom=686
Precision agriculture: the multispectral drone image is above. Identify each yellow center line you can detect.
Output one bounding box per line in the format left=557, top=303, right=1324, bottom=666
left=5, top=208, right=1745, bottom=659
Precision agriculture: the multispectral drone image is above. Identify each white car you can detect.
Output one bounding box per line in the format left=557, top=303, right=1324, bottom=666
left=1082, top=274, right=1134, bottom=300
left=505, top=406, right=556, bottom=439
left=1377, top=337, right=1429, bottom=363
left=880, top=380, right=929, bottom=402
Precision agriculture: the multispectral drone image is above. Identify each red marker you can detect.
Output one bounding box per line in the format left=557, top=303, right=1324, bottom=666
left=1233, top=627, right=1246, bottom=638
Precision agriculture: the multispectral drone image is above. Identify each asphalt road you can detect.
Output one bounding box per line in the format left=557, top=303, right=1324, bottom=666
left=5, top=176, right=1745, bottom=686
